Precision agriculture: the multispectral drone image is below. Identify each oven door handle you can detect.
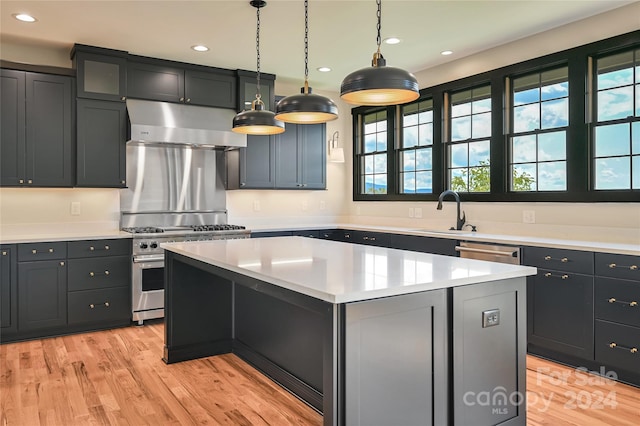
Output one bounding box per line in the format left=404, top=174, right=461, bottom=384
left=133, top=255, right=164, bottom=263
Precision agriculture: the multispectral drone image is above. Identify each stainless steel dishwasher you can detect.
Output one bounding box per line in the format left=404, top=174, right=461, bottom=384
left=455, top=241, right=521, bottom=264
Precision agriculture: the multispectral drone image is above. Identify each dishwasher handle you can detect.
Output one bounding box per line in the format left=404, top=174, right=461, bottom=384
left=455, top=246, right=518, bottom=257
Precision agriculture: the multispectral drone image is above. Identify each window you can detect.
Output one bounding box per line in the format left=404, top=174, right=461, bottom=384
left=360, top=110, right=388, bottom=194
left=509, top=67, right=569, bottom=191
left=593, top=49, right=640, bottom=190
left=447, top=85, right=491, bottom=193
left=400, top=100, right=433, bottom=193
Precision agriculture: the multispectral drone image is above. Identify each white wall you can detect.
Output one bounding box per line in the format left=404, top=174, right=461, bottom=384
left=1, top=3, right=638, bottom=245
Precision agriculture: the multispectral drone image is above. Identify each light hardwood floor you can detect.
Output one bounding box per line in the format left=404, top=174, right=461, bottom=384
left=1, top=323, right=639, bottom=425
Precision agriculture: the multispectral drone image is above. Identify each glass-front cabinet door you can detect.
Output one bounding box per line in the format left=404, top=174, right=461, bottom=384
left=73, top=48, right=127, bottom=102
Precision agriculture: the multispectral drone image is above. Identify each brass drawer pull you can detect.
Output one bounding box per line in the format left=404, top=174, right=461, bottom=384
left=2, top=251, right=6, bottom=256
left=90, top=302, right=110, bottom=309
left=608, top=298, right=638, bottom=307
left=544, top=272, right=569, bottom=280
left=89, top=270, right=110, bottom=277
left=609, top=342, right=638, bottom=354
left=105, top=302, right=110, bottom=307
left=90, top=304, right=95, bottom=309
left=48, top=248, right=54, bottom=253
left=105, top=245, right=110, bottom=250
left=609, top=263, right=638, bottom=271
left=544, top=255, right=568, bottom=262
left=59, top=262, right=65, bottom=266
left=32, top=249, right=37, bottom=254
left=90, top=246, right=95, bottom=251
left=104, top=270, right=110, bottom=275
left=90, top=272, right=94, bottom=277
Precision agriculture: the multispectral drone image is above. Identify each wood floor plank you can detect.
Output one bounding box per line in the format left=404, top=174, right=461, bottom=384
left=2, top=323, right=639, bottom=425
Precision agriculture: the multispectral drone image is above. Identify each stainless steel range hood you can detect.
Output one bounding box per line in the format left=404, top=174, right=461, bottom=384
left=126, top=99, right=246, bottom=148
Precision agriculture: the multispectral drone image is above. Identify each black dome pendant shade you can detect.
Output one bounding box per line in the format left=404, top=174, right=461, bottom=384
left=340, top=0, right=419, bottom=106
left=275, top=0, right=338, bottom=124
left=232, top=0, right=285, bottom=135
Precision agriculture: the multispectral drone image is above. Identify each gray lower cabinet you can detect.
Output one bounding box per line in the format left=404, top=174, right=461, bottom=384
left=18, top=260, right=68, bottom=331
left=76, top=99, right=127, bottom=187
left=1, top=70, right=73, bottom=187
left=1, top=245, right=17, bottom=334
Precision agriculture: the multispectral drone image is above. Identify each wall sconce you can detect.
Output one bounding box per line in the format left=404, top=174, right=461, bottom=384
left=328, top=131, right=345, bottom=163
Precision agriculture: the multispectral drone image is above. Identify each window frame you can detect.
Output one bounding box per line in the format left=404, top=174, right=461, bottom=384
left=351, top=30, right=640, bottom=202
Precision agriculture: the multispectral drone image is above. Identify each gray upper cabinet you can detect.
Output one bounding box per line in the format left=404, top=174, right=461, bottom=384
left=72, top=45, right=128, bottom=102
left=0, top=70, right=73, bottom=187
left=226, top=134, right=276, bottom=189
left=128, top=59, right=237, bottom=108
left=237, top=70, right=275, bottom=112
left=275, top=123, right=326, bottom=189
left=76, top=99, right=127, bottom=187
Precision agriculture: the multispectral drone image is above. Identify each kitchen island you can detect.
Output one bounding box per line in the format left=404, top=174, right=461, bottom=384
left=162, top=237, right=536, bottom=426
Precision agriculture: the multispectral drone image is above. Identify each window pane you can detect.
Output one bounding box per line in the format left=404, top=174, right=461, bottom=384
left=374, top=154, right=387, bottom=174
left=597, top=87, right=634, bottom=121
left=633, top=156, right=640, bottom=189
left=469, top=140, right=490, bottom=166
left=597, top=51, right=634, bottom=90
left=633, top=122, right=640, bottom=155
left=418, top=123, right=433, bottom=146
left=403, top=151, right=416, bottom=172
left=404, top=112, right=420, bottom=127
left=404, top=126, right=418, bottom=148
left=538, top=131, right=566, bottom=161
left=514, top=104, right=540, bottom=132
left=472, top=98, right=491, bottom=113
left=514, top=87, right=539, bottom=106
left=364, top=122, right=377, bottom=134
left=514, top=73, right=539, bottom=93
left=373, top=174, right=387, bottom=194
left=512, top=164, right=537, bottom=191
left=376, top=131, right=387, bottom=151
left=451, top=143, right=468, bottom=168
left=468, top=166, right=490, bottom=192
left=451, top=102, right=471, bottom=118
left=363, top=175, right=374, bottom=194
left=420, top=110, right=433, bottom=123
left=541, top=98, right=568, bottom=129
left=541, top=81, right=569, bottom=101
left=595, top=124, right=630, bottom=157
left=451, top=116, right=471, bottom=141
left=512, top=135, right=536, bottom=163
left=636, top=84, right=640, bottom=116
left=402, top=173, right=416, bottom=193
left=450, top=168, right=468, bottom=192
left=416, top=148, right=432, bottom=170
left=472, top=112, right=492, bottom=138
left=364, top=134, right=377, bottom=153
left=595, top=157, right=630, bottom=190
left=364, top=155, right=374, bottom=173
left=415, top=171, right=432, bottom=193
left=538, top=161, right=567, bottom=191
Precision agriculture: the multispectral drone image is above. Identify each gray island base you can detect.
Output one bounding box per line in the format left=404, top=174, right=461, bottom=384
left=162, top=237, right=536, bottom=426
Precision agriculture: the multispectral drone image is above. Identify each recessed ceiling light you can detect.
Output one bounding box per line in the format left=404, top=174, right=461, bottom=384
left=383, top=37, right=401, bottom=45
left=441, top=50, right=453, bottom=56
left=191, top=45, right=209, bottom=52
left=13, top=13, right=37, bottom=22
left=317, top=67, right=332, bottom=73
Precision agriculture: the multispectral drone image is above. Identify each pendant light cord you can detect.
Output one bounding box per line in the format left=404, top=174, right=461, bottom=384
left=304, top=0, right=309, bottom=89
left=255, top=5, right=262, bottom=102
left=376, top=0, right=381, bottom=55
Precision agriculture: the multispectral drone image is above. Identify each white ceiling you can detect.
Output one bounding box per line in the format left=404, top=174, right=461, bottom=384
left=0, top=0, right=634, bottom=92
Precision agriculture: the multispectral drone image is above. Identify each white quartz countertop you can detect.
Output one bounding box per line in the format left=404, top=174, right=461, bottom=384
left=162, top=237, right=536, bottom=304
left=0, top=229, right=131, bottom=244
left=251, top=223, right=640, bottom=256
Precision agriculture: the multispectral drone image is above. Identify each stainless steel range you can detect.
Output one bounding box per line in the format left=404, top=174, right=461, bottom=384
left=119, top=100, right=249, bottom=325
left=123, top=222, right=250, bottom=325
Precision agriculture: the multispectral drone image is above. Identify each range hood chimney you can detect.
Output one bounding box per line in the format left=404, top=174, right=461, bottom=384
left=126, top=99, right=246, bottom=148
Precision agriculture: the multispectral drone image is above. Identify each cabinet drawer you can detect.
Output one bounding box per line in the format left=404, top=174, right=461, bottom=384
left=523, top=246, right=593, bottom=274
left=595, top=253, right=640, bottom=282
left=595, top=277, right=640, bottom=327
left=68, top=238, right=131, bottom=258
left=595, top=320, right=640, bottom=374
left=68, top=287, right=130, bottom=324
left=68, top=256, right=130, bottom=291
left=18, top=242, right=66, bottom=261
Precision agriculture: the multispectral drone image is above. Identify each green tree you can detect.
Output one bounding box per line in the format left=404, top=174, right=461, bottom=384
left=450, top=160, right=534, bottom=192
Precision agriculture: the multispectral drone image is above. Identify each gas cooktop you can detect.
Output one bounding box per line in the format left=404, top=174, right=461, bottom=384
left=122, top=224, right=247, bottom=235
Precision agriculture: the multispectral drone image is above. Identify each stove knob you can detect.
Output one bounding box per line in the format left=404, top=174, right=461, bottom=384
left=139, top=242, right=148, bottom=249
left=150, top=242, right=158, bottom=249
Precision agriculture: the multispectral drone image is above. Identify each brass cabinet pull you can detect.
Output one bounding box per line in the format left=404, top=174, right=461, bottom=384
left=59, top=262, right=65, bottom=266
left=104, top=270, right=110, bottom=275
left=27, top=179, right=32, bottom=184
left=1, top=251, right=6, bottom=256
left=105, top=245, right=110, bottom=250
left=121, top=96, right=126, bottom=101
left=121, top=180, right=126, bottom=185
left=608, top=298, right=638, bottom=307
left=609, top=342, right=638, bottom=353
left=363, top=236, right=369, bottom=240
left=32, top=249, right=37, bottom=254
left=544, top=255, right=569, bottom=262
left=609, top=263, right=638, bottom=271
left=544, top=272, right=569, bottom=280
left=48, top=248, right=54, bottom=253
left=90, top=272, right=95, bottom=277
left=89, top=246, right=95, bottom=251
left=90, top=304, right=95, bottom=309
left=19, top=179, right=24, bottom=184
left=345, top=234, right=350, bottom=239
left=370, top=237, right=376, bottom=241
left=179, top=97, right=185, bottom=102
left=186, top=98, right=191, bottom=103
left=89, top=271, right=110, bottom=277
left=104, top=302, right=110, bottom=307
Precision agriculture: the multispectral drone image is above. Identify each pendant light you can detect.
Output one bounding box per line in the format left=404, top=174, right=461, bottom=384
left=275, top=0, right=338, bottom=124
left=232, top=0, right=285, bottom=135
left=340, top=0, right=419, bottom=106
